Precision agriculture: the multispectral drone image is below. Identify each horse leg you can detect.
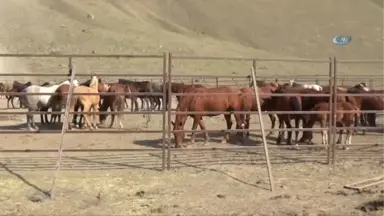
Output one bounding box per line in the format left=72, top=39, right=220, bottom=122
left=7, top=96, right=10, bottom=109
left=222, top=114, right=233, bottom=144
left=198, top=117, right=210, bottom=144
left=320, top=119, right=328, bottom=148
left=132, top=97, right=139, bottom=111
left=11, top=97, right=16, bottom=108
left=344, top=127, right=353, bottom=150
left=92, top=104, right=99, bottom=129
left=245, top=113, right=251, bottom=137
left=26, top=111, right=34, bottom=131
left=18, top=97, right=23, bottom=108
left=125, top=98, right=129, bottom=109
left=189, top=116, right=200, bottom=144
left=44, top=107, right=50, bottom=124
left=336, top=122, right=343, bottom=144
left=267, top=114, right=276, bottom=137
left=284, top=118, right=293, bottom=145
left=117, top=102, right=124, bottom=129
left=276, top=115, right=285, bottom=145
left=81, top=104, right=93, bottom=129
left=109, top=104, right=116, bottom=128
left=294, top=115, right=301, bottom=145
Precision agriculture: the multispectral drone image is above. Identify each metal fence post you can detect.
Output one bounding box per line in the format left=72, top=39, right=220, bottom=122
left=161, top=52, right=167, bottom=171
left=331, top=57, right=338, bottom=165
left=327, top=57, right=333, bottom=165
left=167, top=53, right=173, bottom=170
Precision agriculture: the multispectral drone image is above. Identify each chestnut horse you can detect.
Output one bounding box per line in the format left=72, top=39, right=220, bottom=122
left=99, top=83, right=130, bottom=128
left=301, top=101, right=360, bottom=150
left=164, top=82, right=205, bottom=110
left=171, top=86, right=245, bottom=148
left=67, top=76, right=100, bottom=130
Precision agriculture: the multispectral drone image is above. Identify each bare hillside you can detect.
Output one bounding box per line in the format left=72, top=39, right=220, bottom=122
left=0, top=0, right=382, bottom=80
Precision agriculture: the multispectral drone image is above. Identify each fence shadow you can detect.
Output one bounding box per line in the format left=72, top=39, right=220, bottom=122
left=66, top=156, right=162, bottom=171
left=0, top=122, right=62, bottom=131
left=0, top=163, right=50, bottom=197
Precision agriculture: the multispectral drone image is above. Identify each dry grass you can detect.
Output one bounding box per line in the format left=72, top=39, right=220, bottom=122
left=0, top=161, right=383, bottom=216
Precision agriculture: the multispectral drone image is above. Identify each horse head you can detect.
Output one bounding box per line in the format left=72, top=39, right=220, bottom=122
left=89, top=76, right=99, bottom=89
left=171, top=107, right=188, bottom=148
left=354, top=82, right=370, bottom=92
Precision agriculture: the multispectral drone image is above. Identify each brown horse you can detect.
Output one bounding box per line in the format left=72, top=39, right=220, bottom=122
left=301, top=101, right=360, bottom=150
left=67, top=76, right=100, bottom=130
left=0, top=83, right=5, bottom=99
left=171, top=86, right=245, bottom=148
left=99, top=83, right=130, bottom=128
left=164, top=82, right=205, bottom=110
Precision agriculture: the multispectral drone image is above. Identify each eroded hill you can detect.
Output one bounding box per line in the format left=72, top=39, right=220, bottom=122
left=0, top=0, right=382, bottom=81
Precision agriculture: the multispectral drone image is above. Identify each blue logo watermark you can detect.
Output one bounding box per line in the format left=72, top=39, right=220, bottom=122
left=332, top=35, right=352, bottom=46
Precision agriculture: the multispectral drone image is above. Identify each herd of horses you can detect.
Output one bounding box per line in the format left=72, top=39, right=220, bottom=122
left=0, top=77, right=383, bottom=150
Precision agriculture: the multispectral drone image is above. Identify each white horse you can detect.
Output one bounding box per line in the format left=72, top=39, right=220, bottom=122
left=289, top=79, right=323, bottom=91
left=20, top=79, right=79, bottom=131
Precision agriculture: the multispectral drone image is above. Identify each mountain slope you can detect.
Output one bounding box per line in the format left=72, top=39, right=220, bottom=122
left=0, top=0, right=382, bottom=81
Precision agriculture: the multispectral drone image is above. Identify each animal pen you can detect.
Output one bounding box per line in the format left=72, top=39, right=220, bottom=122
left=0, top=53, right=382, bottom=199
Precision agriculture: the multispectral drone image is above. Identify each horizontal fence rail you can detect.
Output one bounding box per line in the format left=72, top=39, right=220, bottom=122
left=0, top=52, right=382, bottom=173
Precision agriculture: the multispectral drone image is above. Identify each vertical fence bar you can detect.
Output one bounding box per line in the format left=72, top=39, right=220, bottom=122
left=327, top=57, right=333, bottom=164
left=251, top=67, right=274, bottom=191
left=161, top=52, right=167, bottom=171
left=167, top=53, right=173, bottom=170
left=252, top=59, right=257, bottom=83
left=331, top=57, right=338, bottom=165
left=216, top=77, right=219, bottom=87
left=50, top=59, right=77, bottom=199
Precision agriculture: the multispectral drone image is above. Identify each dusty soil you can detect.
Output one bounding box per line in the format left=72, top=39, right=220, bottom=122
left=0, top=96, right=383, bottom=216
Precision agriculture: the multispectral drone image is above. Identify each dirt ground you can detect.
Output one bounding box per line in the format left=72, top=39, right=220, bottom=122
left=0, top=96, right=383, bottom=216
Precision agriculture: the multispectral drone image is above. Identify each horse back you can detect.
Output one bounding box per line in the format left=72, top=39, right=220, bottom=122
left=182, top=86, right=242, bottom=112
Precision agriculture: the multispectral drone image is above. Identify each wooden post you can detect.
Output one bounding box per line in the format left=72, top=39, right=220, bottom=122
left=216, top=77, right=219, bottom=87
left=49, top=64, right=77, bottom=199
left=251, top=67, right=274, bottom=191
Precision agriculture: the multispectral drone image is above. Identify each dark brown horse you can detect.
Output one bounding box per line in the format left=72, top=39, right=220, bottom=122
left=99, top=83, right=129, bottom=128
left=118, top=79, right=153, bottom=111
left=7, top=81, right=32, bottom=108
left=171, top=86, right=245, bottom=148
left=269, top=86, right=329, bottom=145
left=240, top=82, right=280, bottom=137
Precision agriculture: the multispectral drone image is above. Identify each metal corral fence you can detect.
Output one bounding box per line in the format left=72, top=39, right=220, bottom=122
left=0, top=53, right=382, bottom=195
